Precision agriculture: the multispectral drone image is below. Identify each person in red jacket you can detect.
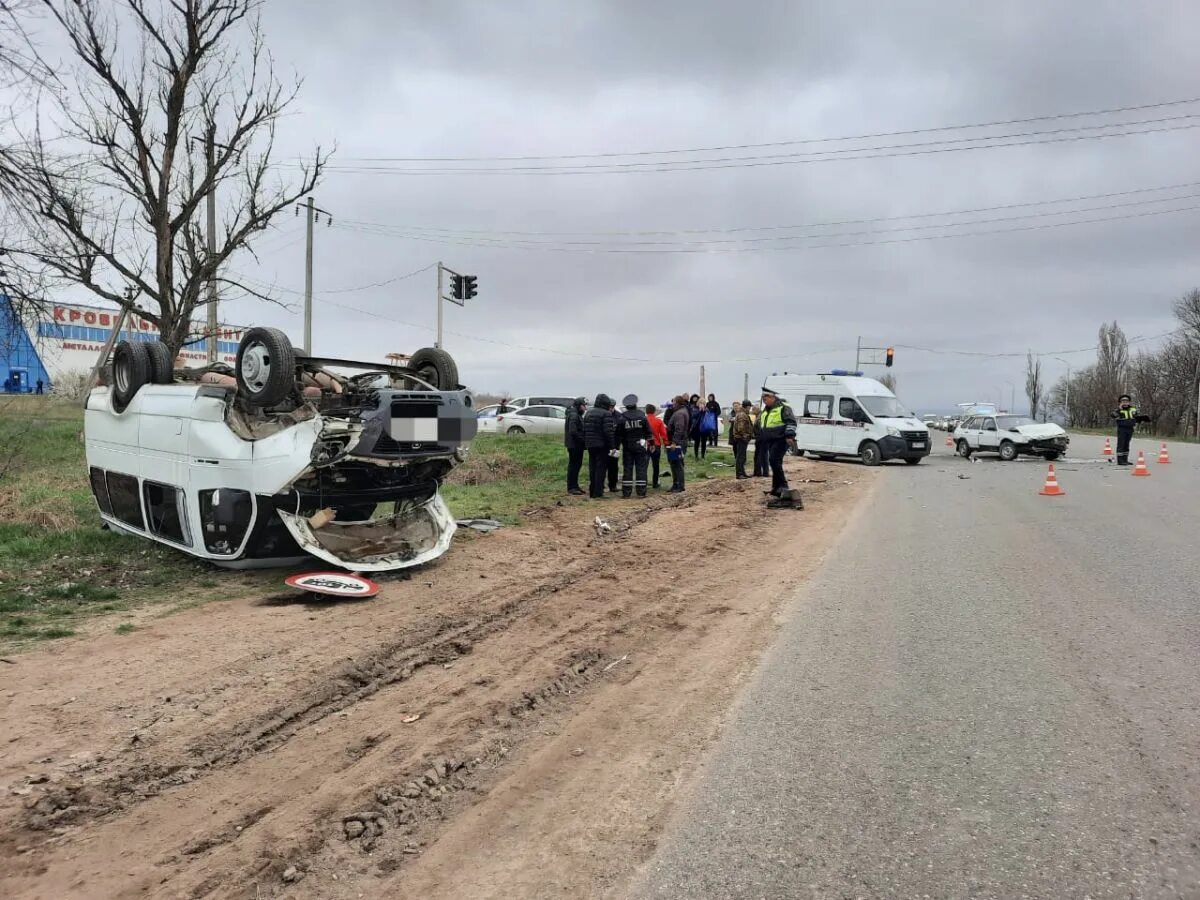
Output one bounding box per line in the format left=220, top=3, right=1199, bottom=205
left=644, top=403, right=669, bottom=489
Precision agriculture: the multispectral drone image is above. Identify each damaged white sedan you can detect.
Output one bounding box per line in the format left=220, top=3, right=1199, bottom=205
left=84, top=327, right=476, bottom=572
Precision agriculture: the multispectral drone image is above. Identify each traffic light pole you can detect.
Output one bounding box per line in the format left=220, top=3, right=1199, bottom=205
left=436, top=260, right=444, bottom=349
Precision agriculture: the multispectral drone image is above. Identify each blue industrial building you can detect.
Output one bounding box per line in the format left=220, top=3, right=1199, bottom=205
left=1, top=294, right=52, bottom=393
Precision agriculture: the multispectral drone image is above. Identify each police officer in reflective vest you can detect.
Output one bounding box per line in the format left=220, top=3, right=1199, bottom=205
left=1110, top=393, right=1149, bottom=465
left=759, top=388, right=797, bottom=496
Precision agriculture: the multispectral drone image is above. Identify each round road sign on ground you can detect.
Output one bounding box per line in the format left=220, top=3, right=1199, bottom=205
left=285, top=571, right=380, bottom=598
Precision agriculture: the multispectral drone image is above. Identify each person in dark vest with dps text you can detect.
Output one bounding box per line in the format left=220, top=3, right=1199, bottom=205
left=615, top=394, right=651, bottom=497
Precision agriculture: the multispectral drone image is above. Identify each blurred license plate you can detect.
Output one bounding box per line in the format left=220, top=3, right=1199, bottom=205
left=913, top=442, right=926, bottom=449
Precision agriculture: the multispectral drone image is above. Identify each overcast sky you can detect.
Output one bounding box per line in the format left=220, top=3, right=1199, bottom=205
left=35, top=1, right=1200, bottom=410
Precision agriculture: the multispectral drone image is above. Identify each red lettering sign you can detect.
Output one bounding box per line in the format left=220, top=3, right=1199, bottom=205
left=69, top=309, right=81, bottom=322
left=99, top=313, right=110, bottom=327
left=53, top=307, right=65, bottom=322
left=84, top=311, right=96, bottom=324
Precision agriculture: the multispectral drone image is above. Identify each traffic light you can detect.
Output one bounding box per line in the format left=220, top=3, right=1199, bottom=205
left=462, top=275, right=478, bottom=299
left=885, top=347, right=894, bottom=367
left=450, top=274, right=465, bottom=300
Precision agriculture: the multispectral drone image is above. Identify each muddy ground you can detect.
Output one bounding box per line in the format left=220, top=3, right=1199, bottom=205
left=0, top=458, right=875, bottom=899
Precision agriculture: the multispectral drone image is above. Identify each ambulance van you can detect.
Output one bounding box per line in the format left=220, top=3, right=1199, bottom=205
left=760, top=371, right=931, bottom=466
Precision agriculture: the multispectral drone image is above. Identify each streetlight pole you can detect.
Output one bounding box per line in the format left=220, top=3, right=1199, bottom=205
left=1053, top=357, right=1072, bottom=427
left=1003, top=381, right=1015, bottom=415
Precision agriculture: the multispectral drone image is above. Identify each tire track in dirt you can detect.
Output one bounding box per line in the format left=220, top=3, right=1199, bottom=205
left=0, top=461, right=873, bottom=899
left=11, top=494, right=680, bottom=835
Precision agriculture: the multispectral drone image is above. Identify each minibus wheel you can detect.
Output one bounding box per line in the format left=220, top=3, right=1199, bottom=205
left=236, top=327, right=296, bottom=407
left=146, top=340, right=175, bottom=384
left=111, top=341, right=151, bottom=413
left=409, top=347, right=459, bottom=391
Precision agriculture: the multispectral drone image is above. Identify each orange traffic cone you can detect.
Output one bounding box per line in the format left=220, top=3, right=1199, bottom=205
left=1131, top=450, right=1151, bottom=476
left=1039, top=463, right=1065, bottom=496
left=1102, top=437, right=1113, bottom=458
left=1157, top=442, right=1171, bottom=464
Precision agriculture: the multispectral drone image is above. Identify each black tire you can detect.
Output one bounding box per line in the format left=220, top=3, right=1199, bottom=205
left=956, top=440, right=973, bottom=458
left=905, top=458, right=922, bottom=466
left=236, top=327, right=295, bottom=407
left=111, top=341, right=151, bottom=413
left=506, top=426, right=526, bottom=435
left=1044, top=451, right=1061, bottom=461
left=999, top=440, right=1018, bottom=462
left=816, top=453, right=837, bottom=461
left=409, top=347, right=459, bottom=391
left=859, top=440, right=882, bottom=467
left=145, top=340, right=174, bottom=384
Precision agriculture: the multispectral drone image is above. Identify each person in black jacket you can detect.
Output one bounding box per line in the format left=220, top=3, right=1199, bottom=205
left=688, top=394, right=704, bottom=460
left=758, top=388, right=798, bottom=496
left=615, top=394, right=651, bottom=497
left=583, top=393, right=617, bottom=498
left=667, top=394, right=691, bottom=492
left=564, top=397, right=587, bottom=494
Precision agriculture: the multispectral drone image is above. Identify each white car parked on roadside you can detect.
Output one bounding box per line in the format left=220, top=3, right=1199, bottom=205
left=493, top=404, right=567, bottom=436
left=953, top=414, right=1069, bottom=461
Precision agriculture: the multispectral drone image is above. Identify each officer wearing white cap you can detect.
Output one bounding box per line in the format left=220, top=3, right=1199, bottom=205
left=616, top=394, right=651, bottom=497
left=758, top=387, right=797, bottom=496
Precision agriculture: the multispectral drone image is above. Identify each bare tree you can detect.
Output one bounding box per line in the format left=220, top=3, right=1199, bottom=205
left=1, top=0, right=327, bottom=355
left=1094, top=321, right=1129, bottom=405
left=1024, top=351, right=1043, bottom=420
left=878, top=372, right=897, bottom=393
left=1, top=1, right=57, bottom=322
left=1173, top=289, right=1200, bottom=344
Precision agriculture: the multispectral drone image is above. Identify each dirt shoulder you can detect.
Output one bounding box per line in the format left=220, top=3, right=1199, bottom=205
left=0, top=457, right=876, bottom=899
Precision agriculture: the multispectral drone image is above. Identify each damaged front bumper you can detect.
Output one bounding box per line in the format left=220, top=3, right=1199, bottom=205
left=278, top=493, right=457, bottom=573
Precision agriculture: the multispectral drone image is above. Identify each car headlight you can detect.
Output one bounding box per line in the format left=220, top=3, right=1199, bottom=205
left=886, top=426, right=900, bottom=437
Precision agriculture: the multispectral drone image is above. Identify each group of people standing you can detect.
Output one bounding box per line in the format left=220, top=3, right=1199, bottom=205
left=564, top=388, right=799, bottom=500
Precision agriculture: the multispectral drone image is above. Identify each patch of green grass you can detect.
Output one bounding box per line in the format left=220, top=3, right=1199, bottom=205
left=0, top=403, right=734, bottom=649
left=442, top=433, right=734, bottom=523
left=115, top=622, right=137, bottom=635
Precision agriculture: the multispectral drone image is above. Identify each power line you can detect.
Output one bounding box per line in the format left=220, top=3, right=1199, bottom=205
left=313, top=118, right=1200, bottom=176
left=332, top=190, right=1200, bottom=248
left=309, top=293, right=1182, bottom=367
left=897, top=329, right=1185, bottom=359
left=335, top=179, right=1200, bottom=238
left=329, top=96, right=1200, bottom=162
left=229, top=261, right=435, bottom=297
left=331, top=202, right=1200, bottom=254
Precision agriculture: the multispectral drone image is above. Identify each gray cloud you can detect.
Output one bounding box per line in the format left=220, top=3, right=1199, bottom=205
left=217, top=0, right=1200, bottom=410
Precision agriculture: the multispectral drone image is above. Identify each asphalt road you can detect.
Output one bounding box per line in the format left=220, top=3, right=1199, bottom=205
left=631, top=432, right=1200, bottom=900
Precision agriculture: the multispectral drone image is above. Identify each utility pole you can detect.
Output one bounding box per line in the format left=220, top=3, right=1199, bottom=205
left=204, top=125, right=218, bottom=363
left=295, top=196, right=332, bottom=354
left=855, top=336, right=861, bottom=371
left=436, top=260, right=444, bottom=349
left=1053, top=357, right=1071, bottom=427
left=699, top=365, right=706, bottom=399
left=303, top=196, right=314, bottom=353
left=743, top=372, right=749, bottom=402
